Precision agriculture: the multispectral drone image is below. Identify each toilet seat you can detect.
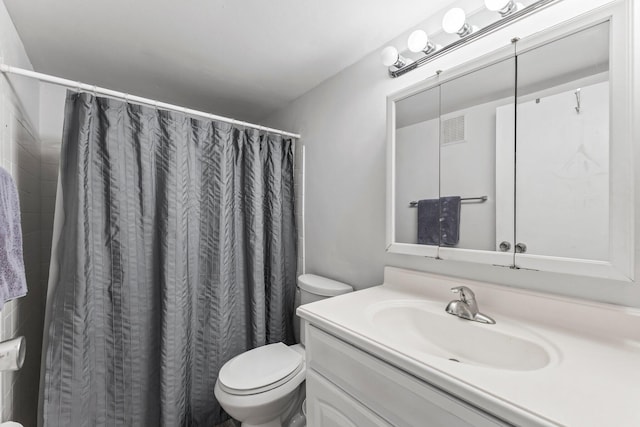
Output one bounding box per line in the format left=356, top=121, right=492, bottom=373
left=218, top=343, right=304, bottom=396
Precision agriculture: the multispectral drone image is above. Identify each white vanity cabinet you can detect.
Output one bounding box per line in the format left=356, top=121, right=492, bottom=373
left=305, top=325, right=510, bottom=427
left=299, top=267, right=640, bottom=426
left=306, top=371, right=391, bottom=427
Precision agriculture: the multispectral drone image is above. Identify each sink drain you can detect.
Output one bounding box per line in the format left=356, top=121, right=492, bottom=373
left=448, top=358, right=460, bottom=363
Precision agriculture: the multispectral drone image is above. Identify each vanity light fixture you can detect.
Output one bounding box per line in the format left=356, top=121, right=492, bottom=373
left=485, top=0, right=520, bottom=17
left=408, top=30, right=438, bottom=55
left=383, top=0, right=560, bottom=78
left=442, top=8, right=473, bottom=37
left=381, top=46, right=411, bottom=69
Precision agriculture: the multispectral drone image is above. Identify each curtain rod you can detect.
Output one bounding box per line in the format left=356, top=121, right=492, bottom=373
left=0, top=64, right=301, bottom=139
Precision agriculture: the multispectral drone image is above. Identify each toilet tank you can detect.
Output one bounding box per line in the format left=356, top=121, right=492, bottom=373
left=295, top=274, right=353, bottom=344
left=298, top=274, right=353, bottom=304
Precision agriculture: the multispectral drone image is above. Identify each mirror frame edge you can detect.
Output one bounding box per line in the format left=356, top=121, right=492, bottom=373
left=386, top=76, right=440, bottom=258
left=385, top=0, right=636, bottom=282
left=512, top=0, right=634, bottom=282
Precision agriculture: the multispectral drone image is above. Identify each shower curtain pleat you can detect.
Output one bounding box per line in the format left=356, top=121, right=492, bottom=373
left=42, top=92, right=297, bottom=426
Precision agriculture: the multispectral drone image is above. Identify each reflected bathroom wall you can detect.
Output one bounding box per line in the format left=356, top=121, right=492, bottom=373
left=394, top=86, right=439, bottom=245
left=514, top=21, right=610, bottom=261
left=514, top=79, right=609, bottom=260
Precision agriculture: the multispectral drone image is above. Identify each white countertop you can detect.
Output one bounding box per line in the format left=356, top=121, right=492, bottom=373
left=297, top=267, right=640, bottom=427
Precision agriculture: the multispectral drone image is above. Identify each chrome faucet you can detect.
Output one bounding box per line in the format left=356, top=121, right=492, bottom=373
left=445, top=286, right=495, bottom=324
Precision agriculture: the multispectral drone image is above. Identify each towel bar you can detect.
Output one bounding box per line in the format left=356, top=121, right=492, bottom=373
left=408, top=196, right=488, bottom=207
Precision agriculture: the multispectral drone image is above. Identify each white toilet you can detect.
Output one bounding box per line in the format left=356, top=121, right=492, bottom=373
left=214, top=274, right=353, bottom=427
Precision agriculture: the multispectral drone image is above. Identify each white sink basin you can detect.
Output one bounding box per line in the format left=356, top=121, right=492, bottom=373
left=367, top=300, right=556, bottom=371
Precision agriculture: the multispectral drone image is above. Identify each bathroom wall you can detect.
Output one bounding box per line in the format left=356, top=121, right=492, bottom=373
left=0, top=0, right=45, bottom=425
left=295, top=143, right=306, bottom=276
left=38, top=84, right=64, bottom=292
left=506, top=81, right=610, bottom=261
left=439, top=99, right=505, bottom=251
left=0, top=97, right=41, bottom=427
left=397, top=82, right=608, bottom=255
left=264, top=0, right=640, bottom=307
left=394, top=119, right=438, bottom=244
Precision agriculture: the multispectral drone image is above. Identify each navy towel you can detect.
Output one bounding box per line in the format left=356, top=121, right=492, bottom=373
left=417, top=199, right=440, bottom=245
left=417, top=196, right=461, bottom=246
left=440, top=196, right=461, bottom=246
left=0, top=167, right=27, bottom=309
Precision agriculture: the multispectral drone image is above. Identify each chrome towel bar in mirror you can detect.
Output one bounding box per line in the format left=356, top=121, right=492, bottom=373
left=408, top=196, right=488, bottom=207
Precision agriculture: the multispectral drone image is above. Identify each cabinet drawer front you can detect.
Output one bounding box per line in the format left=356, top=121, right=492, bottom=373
left=307, top=370, right=392, bottom=427
left=307, top=325, right=510, bottom=427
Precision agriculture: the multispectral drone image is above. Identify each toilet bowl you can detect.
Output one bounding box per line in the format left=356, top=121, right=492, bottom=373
left=215, top=274, right=353, bottom=427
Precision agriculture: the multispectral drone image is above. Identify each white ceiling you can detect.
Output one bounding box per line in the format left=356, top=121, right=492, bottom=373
left=4, top=0, right=457, bottom=122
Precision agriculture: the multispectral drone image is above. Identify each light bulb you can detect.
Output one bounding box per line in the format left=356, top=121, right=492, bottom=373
left=485, top=0, right=518, bottom=16
left=381, top=46, right=409, bottom=68
left=485, top=0, right=510, bottom=10
left=442, top=8, right=472, bottom=37
left=408, top=30, right=437, bottom=55
left=442, top=8, right=466, bottom=34
left=381, top=46, right=399, bottom=67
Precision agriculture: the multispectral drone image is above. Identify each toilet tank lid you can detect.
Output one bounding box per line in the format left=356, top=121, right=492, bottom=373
left=297, top=274, right=353, bottom=297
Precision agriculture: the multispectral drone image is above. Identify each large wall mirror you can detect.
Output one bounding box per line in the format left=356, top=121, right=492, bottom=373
left=386, top=2, right=633, bottom=280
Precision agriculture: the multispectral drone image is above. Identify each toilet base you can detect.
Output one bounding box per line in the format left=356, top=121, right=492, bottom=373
left=215, top=344, right=308, bottom=427
left=241, top=421, right=281, bottom=427
left=236, top=384, right=306, bottom=427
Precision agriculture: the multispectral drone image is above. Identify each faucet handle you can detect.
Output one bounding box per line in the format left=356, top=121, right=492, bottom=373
left=451, top=286, right=475, bottom=303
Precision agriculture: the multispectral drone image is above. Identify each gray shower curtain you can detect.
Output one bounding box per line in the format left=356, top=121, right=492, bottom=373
left=42, top=92, right=297, bottom=426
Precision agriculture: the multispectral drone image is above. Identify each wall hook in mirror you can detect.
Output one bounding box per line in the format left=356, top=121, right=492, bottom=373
left=574, top=88, right=581, bottom=114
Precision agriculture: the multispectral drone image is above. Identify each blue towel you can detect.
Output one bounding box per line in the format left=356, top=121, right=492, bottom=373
left=417, top=199, right=440, bottom=245
left=439, top=196, right=461, bottom=246
left=417, top=196, right=461, bottom=246
left=0, top=167, right=27, bottom=309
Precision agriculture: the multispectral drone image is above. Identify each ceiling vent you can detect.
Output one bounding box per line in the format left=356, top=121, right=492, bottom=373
left=441, top=115, right=466, bottom=145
